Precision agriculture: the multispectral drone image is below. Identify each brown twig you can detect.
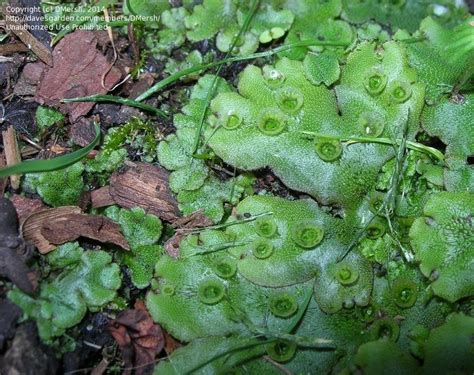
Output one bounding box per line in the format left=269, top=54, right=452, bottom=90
left=128, top=22, right=140, bottom=68
left=2, top=6, right=53, bottom=66
left=0, top=152, right=7, bottom=196
left=0, top=43, right=29, bottom=55
left=2, top=125, right=22, bottom=189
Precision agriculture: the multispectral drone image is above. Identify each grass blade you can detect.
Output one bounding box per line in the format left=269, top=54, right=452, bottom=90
left=61, top=95, right=168, bottom=118
left=0, top=124, right=100, bottom=177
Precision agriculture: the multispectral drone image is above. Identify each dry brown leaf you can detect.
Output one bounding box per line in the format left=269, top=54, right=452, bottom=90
left=171, top=210, right=213, bottom=229
left=35, top=30, right=122, bottom=121
left=21, top=207, right=130, bottom=253
left=21, top=206, right=82, bottom=254
left=22, top=62, right=45, bottom=85
left=41, top=213, right=130, bottom=251
left=92, top=162, right=180, bottom=222
left=108, top=300, right=164, bottom=375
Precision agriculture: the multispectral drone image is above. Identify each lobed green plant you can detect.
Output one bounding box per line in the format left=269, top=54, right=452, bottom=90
left=23, top=162, right=85, bottom=207
left=205, top=40, right=424, bottom=212
left=157, top=75, right=255, bottom=222
left=105, top=206, right=163, bottom=289
left=35, top=106, right=64, bottom=134
left=147, top=196, right=461, bottom=373
left=6, top=0, right=473, bottom=372
left=8, top=242, right=121, bottom=342
left=141, top=2, right=473, bottom=373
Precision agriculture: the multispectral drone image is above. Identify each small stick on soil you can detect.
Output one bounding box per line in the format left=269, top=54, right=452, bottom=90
left=0, top=43, right=29, bottom=55
left=0, top=152, right=7, bottom=195
left=128, top=23, right=140, bottom=68
left=2, top=126, right=22, bottom=190
left=2, top=6, right=53, bottom=66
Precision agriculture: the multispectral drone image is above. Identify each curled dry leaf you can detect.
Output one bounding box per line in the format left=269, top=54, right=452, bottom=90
left=108, top=300, right=164, bottom=375
left=41, top=213, right=130, bottom=251
left=21, top=206, right=82, bottom=254
left=91, top=162, right=180, bottom=222
left=35, top=30, right=122, bottom=121
left=21, top=207, right=130, bottom=253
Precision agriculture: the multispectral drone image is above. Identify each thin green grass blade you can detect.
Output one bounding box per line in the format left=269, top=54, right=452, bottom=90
left=61, top=95, right=168, bottom=118
left=0, top=124, right=101, bottom=177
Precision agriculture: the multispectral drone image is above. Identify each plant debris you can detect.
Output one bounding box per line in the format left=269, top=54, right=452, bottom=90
left=21, top=206, right=130, bottom=253
left=2, top=1, right=53, bottom=66
left=108, top=300, right=164, bottom=375
left=92, top=162, right=180, bottom=222
left=9, top=194, right=45, bottom=224
left=35, top=30, right=122, bottom=121
left=41, top=213, right=130, bottom=251
left=21, top=206, right=82, bottom=254
left=1, top=126, right=21, bottom=190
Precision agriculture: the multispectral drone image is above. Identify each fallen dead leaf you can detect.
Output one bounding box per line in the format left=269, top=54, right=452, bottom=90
left=92, top=162, right=180, bottom=222
left=35, top=30, right=122, bottom=121
left=108, top=300, right=164, bottom=375
left=49, top=144, right=69, bottom=155
left=41, top=213, right=130, bottom=251
left=21, top=207, right=130, bottom=253
left=21, top=206, right=82, bottom=254
left=22, top=61, right=45, bottom=85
